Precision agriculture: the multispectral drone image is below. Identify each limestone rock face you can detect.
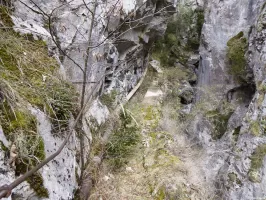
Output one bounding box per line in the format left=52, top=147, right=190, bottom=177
left=197, top=0, right=263, bottom=100
left=222, top=4, right=266, bottom=199
left=193, top=1, right=266, bottom=199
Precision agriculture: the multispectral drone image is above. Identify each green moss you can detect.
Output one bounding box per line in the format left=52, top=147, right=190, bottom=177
left=0, top=5, right=14, bottom=27
left=143, top=106, right=160, bottom=129
left=228, top=172, right=242, bottom=185
left=15, top=136, right=48, bottom=197
left=249, top=144, right=266, bottom=173
left=248, top=144, right=266, bottom=182
left=26, top=173, right=49, bottom=198
left=105, top=111, right=140, bottom=169
left=228, top=172, right=237, bottom=182
left=144, top=106, right=155, bottom=120
left=250, top=121, right=261, bottom=136
left=248, top=170, right=261, bottom=183
left=0, top=102, right=37, bottom=140
left=227, top=32, right=248, bottom=83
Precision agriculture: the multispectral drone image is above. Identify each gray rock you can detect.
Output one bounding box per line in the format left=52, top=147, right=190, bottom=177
left=192, top=1, right=266, bottom=199
left=187, top=54, right=200, bottom=65
left=178, top=81, right=194, bottom=104
left=86, top=99, right=110, bottom=126
left=150, top=60, right=163, bottom=73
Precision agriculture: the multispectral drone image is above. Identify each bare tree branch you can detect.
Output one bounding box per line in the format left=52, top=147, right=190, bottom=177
left=79, top=0, right=98, bottom=177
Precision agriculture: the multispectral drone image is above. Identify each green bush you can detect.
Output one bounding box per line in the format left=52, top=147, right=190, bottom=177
left=152, top=6, right=204, bottom=67
left=227, top=32, right=248, bottom=83
left=105, top=111, right=140, bottom=169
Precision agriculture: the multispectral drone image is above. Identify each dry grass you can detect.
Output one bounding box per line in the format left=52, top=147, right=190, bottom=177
left=89, top=101, right=215, bottom=199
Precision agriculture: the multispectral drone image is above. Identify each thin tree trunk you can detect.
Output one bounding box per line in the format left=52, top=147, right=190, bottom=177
left=80, top=0, right=98, bottom=177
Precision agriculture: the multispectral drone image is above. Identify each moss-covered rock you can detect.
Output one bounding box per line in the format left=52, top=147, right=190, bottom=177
left=0, top=9, right=77, bottom=197
left=228, top=172, right=242, bottom=185
left=248, top=170, right=261, bottom=183
left=248, top=144, right=266, bottom=183
left=27, top=173, right=49, bottom=198
left=14, top=135, right=48, bottom=197
left=0, top=28, right=78, bottom=135
left=0, top=140, right=8, bottom=151
left=250, top=120, right=261, bottom=136
left=227, top=32, right=250, bottom=84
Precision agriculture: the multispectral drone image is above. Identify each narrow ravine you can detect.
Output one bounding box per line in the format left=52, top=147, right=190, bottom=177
left=1, top=0, right=266, bottom=199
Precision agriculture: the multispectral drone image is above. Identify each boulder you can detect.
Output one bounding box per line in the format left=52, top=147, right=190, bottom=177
left=178, top=81, right=194, bottom=104
left=149, top=60, right=163, bottom=73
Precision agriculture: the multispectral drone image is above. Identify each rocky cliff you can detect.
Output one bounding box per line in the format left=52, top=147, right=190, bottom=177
left=1, top=0, right=266, bottom=199
left=195, top=0, right=266, bottom=199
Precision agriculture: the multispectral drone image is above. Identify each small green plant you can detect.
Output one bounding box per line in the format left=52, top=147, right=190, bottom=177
left=0, top=141, right=8, bottom=151
left=105, top=111, right=140, bottom=169
left=227, top=31, right=249, bottom=83
left=99, top=90, right=117, bottom=110
left=156, top=187, right=166, bottom=200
